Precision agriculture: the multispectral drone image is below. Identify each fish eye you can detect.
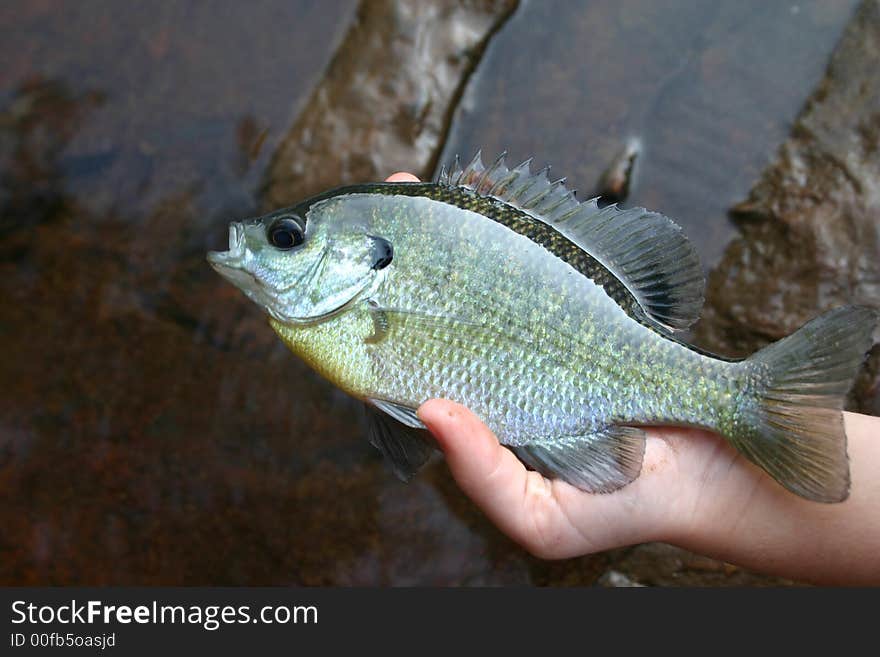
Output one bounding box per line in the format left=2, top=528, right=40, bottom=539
left=267, top=216, right=304, bottom=250
left=371, top=236, right=393, bottom=270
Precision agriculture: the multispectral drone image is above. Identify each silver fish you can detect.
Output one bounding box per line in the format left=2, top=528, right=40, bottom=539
left=208, top=152, right=878, bottom=503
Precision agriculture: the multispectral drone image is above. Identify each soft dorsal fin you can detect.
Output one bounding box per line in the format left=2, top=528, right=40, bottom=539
left=438, top=151, right=705, bottom=331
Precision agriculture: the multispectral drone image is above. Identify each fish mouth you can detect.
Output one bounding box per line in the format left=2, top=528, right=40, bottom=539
left=207, top=222, right=265, bottom=297
left=207, top=222, right=246, bottom=271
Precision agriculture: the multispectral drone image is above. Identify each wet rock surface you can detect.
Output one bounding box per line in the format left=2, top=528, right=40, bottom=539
left=0, top=0, right=357, bottom=221
left=438, top=0, right=859, bottom=268
left=264, top=0, right=518, bottom=208
left=693, top=0, right=880, bottom=416
left=0, top=0, right=873, bottom=586
left=599, top=544, right=800, bottom=587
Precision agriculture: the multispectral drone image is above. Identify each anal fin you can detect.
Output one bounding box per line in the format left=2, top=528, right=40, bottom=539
left=512, top=426, right=646, bottom=493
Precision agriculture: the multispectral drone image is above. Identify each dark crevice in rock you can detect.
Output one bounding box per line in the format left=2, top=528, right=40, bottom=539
left=423, top=1, right=520, bottom=179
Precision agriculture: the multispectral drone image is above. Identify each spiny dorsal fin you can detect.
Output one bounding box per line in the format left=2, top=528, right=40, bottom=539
left=437, top=151, right=705, bottom=331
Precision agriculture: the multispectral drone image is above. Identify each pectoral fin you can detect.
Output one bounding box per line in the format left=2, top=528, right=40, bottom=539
left=512, top=426, right=646, bottom=493
left=365, top=300, right=390, bottom=344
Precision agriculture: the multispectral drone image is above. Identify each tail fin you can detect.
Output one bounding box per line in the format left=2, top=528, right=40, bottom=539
left=736, top=306, right=877, bottom=503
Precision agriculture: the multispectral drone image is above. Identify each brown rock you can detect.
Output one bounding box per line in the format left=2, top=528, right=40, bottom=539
left=694, top=0, right=880, bottom=414
left=599, top=544, right=800, bottom=587
left=264, top=0, right=519, bottom=208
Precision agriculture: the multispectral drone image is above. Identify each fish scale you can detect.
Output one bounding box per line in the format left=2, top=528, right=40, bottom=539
left=209, top=151, right=877, bottom=503
left=328, top=193, right=731, bottom=443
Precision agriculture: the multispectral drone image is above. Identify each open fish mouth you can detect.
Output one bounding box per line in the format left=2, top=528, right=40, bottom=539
left=207, top=222, right=246, bottom=271
left=207, top=222, right=266, bottom=300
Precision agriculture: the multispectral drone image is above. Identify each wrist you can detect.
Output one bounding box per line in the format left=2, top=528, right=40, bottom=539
left=651, top=413, right=880, bottom=585
left=627, top=428, right=712, bottom=547
left=638, top=425, right=761, bottom=550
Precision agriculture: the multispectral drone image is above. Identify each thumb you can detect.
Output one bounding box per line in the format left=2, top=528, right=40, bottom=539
left=417, top=399, right=555, bottom=552
left=418, top=399, right=509, bottom=489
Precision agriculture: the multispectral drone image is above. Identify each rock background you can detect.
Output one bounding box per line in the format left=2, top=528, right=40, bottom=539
left=694, top=0, right=880, bottom=417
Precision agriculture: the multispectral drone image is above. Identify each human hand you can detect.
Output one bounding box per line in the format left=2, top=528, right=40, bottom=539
left=417, top=398, right=737, bottom=558
left=384, top=172, right=880, bottom=584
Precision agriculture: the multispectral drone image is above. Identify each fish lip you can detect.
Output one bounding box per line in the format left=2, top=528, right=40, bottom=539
left=207, top=222, right=246, bottom=269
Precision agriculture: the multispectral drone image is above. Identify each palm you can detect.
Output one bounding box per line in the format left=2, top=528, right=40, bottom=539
left=418, top=399, right=768, bottom=558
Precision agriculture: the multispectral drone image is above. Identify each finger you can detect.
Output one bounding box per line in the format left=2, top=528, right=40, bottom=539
left=418, top=399, right=576, bottom=556
left=385, top=172, right=420, bottom=183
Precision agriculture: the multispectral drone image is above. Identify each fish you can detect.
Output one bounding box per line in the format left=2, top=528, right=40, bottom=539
left=207, top=151, right=878, bottom=503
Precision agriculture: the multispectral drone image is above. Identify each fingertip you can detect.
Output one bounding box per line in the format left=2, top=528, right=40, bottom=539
left=385, top=172, right=420, bottom=183
left=417, top=399, right=497, bottom=458
left=418, top=398, right=521, bottom=494
left=416, top=398, right=461, bottom=431
left=415, top=398, right=446, bottom=430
